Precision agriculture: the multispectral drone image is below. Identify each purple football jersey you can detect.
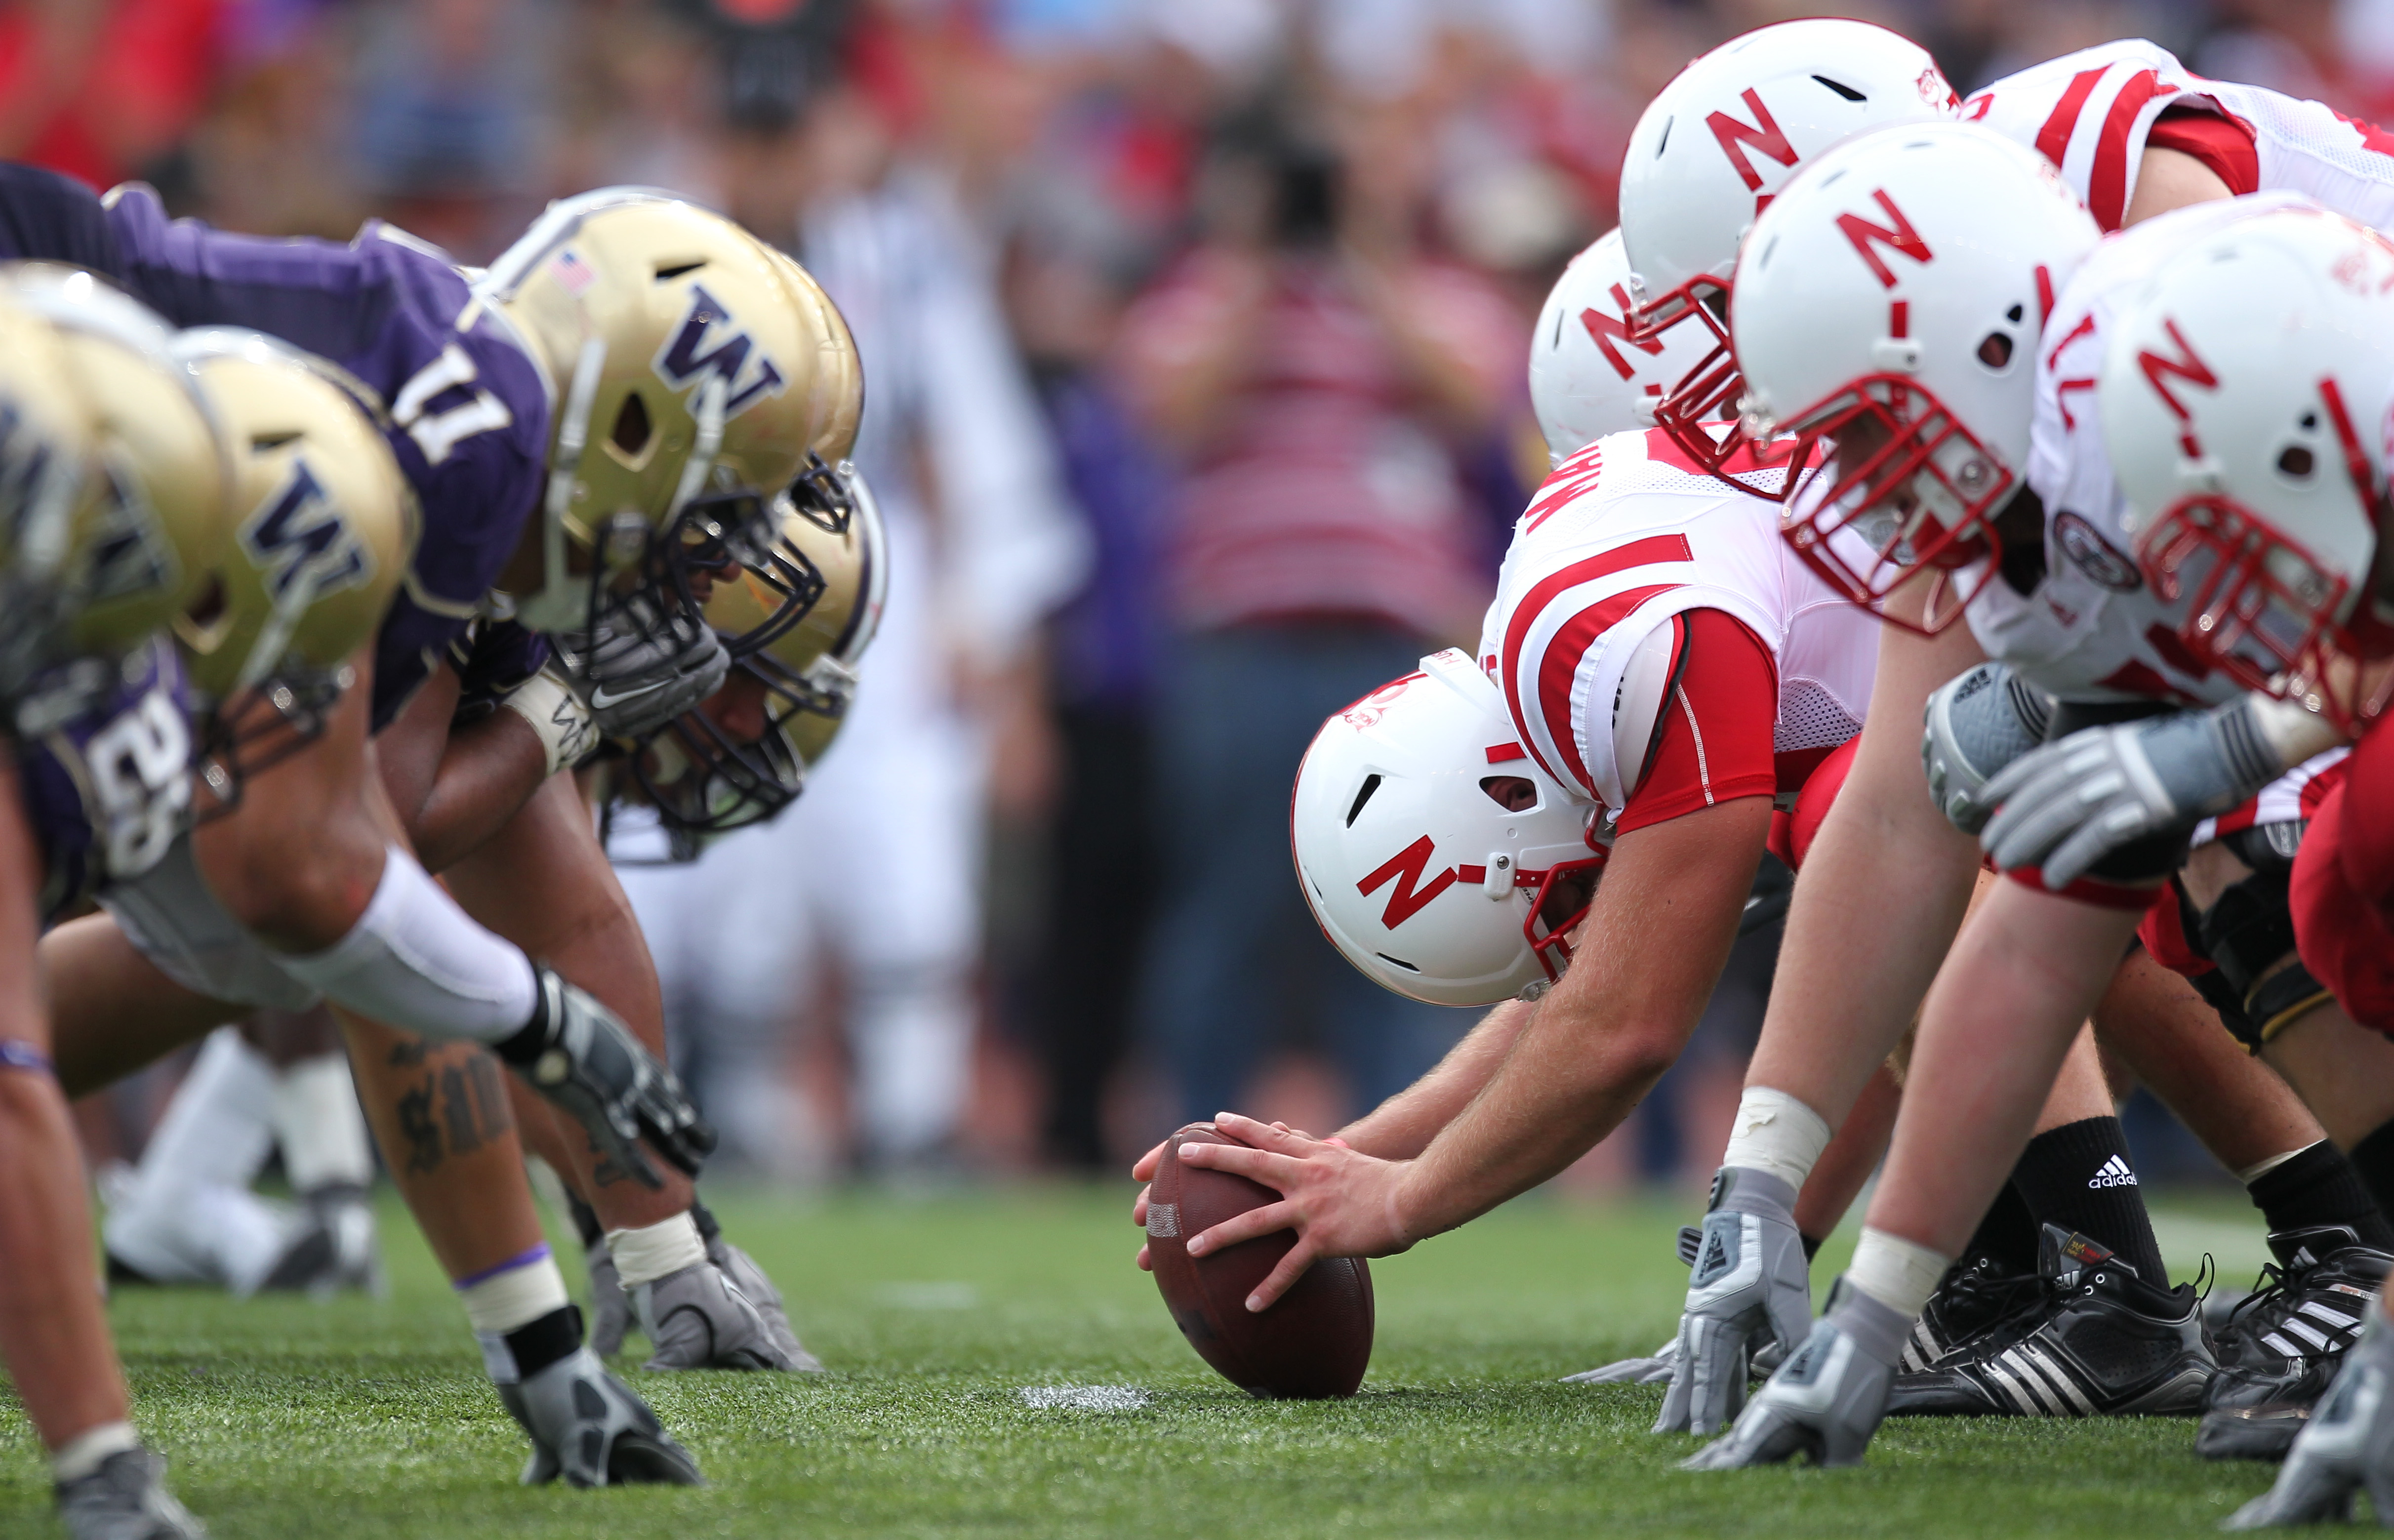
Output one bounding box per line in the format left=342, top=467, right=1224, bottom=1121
left=0, top=167, right=552, bottom=731
left=15, top=638, right=194, bottom=924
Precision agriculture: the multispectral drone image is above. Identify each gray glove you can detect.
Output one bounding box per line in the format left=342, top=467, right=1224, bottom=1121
left=1564, top=1339, right=1679, bottom=1385
left=564, top=593, right=730, bottom=738
left=1655, top=1169, right=1813, bottom=1435
left=495, top=1346, right=703, bottom=1488
left=1979, top=696, right=2286, bottom=889
left=1922, top=661, right=2052, bottom=836
left=495, top=965, right=715, bottom=1187
left=1681, top=1279, right=1907, bottom=1470
left=2225, top=1313, right=2394, bottom=1528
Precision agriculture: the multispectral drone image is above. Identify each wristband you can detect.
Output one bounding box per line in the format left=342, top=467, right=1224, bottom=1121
left=499, top=667, right=599, bottom=777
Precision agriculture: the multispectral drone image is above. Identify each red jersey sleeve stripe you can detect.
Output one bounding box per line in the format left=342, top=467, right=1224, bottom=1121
left=1498, top=533, right=1695, bottom=781
left=1533, top=582, right=1686, bottom=796
left=2090, top=69, right=2172, bottom=231
left=2036, top=67, right=2109, bottom=167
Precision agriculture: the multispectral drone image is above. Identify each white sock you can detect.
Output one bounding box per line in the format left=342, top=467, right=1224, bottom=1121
left=273, top=847, right=538, bottom=1043
left=454, top=1245, right=570, bottom=1335
left=51, top=1421, right=139, bottom=1484
left=105, top=1029, right=275, bottom=1277
left=607, top=1213, right=707, bottom=1288
left=1845, top=1226, right=1952, bottom=1321
left=1719, top=1086, right=1834, bottom=1193
left=851, top=971, right=973, bottom=1160
left=271, top=1053, right=375, bottom=1195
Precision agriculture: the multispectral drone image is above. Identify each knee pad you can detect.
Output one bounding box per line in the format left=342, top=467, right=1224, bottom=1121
left=2190, top=834, right=2335, bottom=1049
left=101, top=837, right=325, bottom=1013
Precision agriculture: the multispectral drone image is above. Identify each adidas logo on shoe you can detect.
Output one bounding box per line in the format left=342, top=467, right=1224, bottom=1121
left=2087, top=1155, right=2139, bottom=1189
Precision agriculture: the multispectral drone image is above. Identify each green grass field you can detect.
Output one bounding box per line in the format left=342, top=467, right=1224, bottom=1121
left=0, top=1186, right=2304, bottom=1538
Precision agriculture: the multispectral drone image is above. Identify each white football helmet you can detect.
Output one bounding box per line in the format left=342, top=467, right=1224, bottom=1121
left=1529, top=229, right=1722, bottom=466
left=1617, top=19, right=1956, bottom=480
left=2104, top=203, right=2394, bottom=732
left=1291, top=649, right=1608, bottom=1007
left=1733, top=122, right=2100, bottom=631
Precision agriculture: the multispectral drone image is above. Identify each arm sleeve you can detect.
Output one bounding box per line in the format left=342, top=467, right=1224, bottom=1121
left=1615, top=608, right=1780, bottom=834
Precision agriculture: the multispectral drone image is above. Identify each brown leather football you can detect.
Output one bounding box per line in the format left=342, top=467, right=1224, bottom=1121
left=1146, top=1121, right=1373, bottom=1398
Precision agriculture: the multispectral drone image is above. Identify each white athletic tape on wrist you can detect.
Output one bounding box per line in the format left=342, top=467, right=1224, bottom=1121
left=1718, top=1087, right=1833, bottom=1194
left=607, top=1212, right=708, bottom=1289
left=2250, top=690, right=2345, bottom=766
left=272, top=847, right=539, bottom=1043
left=1845, top=1226, right=1951, bottom=1322
left=454, top=1245, right=570, bottom=1337
left=499, top=666, right=599, bottom=778
left=50, top=1421, right=140, bottom=1485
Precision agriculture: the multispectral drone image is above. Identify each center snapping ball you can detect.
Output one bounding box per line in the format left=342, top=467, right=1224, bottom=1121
left=1146, top=1122, right=1373, bottom=1398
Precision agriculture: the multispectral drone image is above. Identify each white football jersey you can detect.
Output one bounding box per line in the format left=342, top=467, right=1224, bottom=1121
left=1969, top=39, right=2394, bottom=231
left=1966, top=191, right=2318, bottom=706
left=1477, top=428, right=1878, bottom=812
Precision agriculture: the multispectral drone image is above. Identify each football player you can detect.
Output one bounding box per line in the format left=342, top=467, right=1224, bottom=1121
left=21, top=289, right=712, bottom=1486
left=0, top=171, right=860, bottom=1382
left=0, top=289, right=218, bottom=1538
left=1615, top=18, right=2394, bottom=1449
left=1685, top=142, right=2394, bottom=1472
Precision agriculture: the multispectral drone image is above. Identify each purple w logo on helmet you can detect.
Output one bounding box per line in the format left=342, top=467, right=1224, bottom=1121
left=652, top=284, right=788, bottom=416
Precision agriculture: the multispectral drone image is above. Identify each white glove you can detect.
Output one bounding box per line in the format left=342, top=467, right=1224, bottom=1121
left=1921, top=662, right=2052, bottom=836
left=500, top=666, right=600, bottom=777
left=1680, top=1279, right=1907, bottom=1470
left=1977, top=696, right=2290, bottom=889
left=1654, top=1169, right=1813, bottom=1435
left=2225, top=1312, right=2394, bottom=1528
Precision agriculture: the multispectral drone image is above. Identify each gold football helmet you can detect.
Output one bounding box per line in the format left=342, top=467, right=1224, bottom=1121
left=474, top=188, right=866, bottom=659
left=629, top=469, right=887, bottom=836
left=0, top=296, right=129, bottom=705
left=170, top=328, right=418, bottom=790
left=1, top=267, right=235, bottom=679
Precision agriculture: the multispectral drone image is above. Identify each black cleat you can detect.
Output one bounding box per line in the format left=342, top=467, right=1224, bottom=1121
left=2194, top=1225, right=2387, bottom=1461
left=1885, top=1225, right=2212, bottom=1418
left=1898, top=1252, right=2045, bottom=1372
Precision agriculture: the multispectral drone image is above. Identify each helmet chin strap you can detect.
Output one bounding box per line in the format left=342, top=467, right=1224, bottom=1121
left=513, top=337, right=608, bottom=636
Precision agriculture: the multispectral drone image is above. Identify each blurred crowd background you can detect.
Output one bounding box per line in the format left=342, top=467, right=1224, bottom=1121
left=19, top=0, right=2386, bottom=1192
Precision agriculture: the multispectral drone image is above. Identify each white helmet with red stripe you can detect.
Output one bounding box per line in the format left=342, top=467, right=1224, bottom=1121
left=1291, top=649, right=1608, bottom=1007
left=1530, top=230, right=1723, bottom=467
left=1733, top=122, right=2101, bottom=631
left=1616, top=19, right=1957, bottom=479
left=2105, top=202, right=2394, bottom=731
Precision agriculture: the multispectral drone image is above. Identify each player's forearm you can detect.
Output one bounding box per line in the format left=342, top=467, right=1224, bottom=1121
left=406, top=715, right=550, bottom=874
left=1333, top=999, right=1533, bottom=1160
left=1391, top=801, right=1768, bottom=1239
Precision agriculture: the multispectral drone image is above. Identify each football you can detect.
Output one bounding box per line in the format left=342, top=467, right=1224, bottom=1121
left=1145, top=1122, right=1374, bottom=1398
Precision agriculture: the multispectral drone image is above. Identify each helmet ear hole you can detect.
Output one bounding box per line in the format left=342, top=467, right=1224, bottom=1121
left=1480, top=775, right=1540, bottom=811
left=2278, top=444, right=2317, bottom=479
left=184, top=573, right=226, bottom=631
left=609, top=393, right=654, bottom=458
left=1976, top=332, right=2014, bottom=369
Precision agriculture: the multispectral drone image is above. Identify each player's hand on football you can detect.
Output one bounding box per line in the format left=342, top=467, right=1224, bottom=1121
left=1173, top=1112, right=1397, bottom=1312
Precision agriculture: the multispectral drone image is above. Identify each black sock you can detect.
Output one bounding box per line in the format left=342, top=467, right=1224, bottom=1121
left=2248, top=1138, right=2394, bottom=1250
left=2010, top=1117, right=2170, bottom=1285
left=1962, top=1177, right=2043, bottom=1273
left=2347, top=1121, right=2394, bottom=1227
left=502, top=1303, right=584, bottom=1379
left=568, top=1195, right=604, bottom=1252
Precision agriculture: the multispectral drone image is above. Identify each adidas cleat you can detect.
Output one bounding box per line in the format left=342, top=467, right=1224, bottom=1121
left=2225, top=1312, right=2394, bottom=1528
left=2195, top=1225, right=2388, bottom=1462
left=1885, top=1225, right=2212, bottom=1418
left=1899, top=1252, right=2045, bottom=1372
